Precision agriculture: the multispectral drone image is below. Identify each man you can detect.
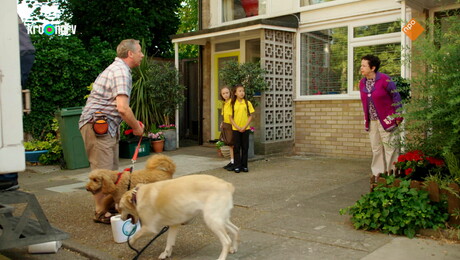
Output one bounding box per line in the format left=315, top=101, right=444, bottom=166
left=79, top=39, right=144, bottom=223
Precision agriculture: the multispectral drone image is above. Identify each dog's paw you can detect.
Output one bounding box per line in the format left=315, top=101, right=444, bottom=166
left=158, top=251, right=171, bottom=259
left=229, top=247, right=238, bottom=254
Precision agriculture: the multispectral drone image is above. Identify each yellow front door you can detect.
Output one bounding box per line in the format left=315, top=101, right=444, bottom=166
left=213, top=52, right=239, bottom=139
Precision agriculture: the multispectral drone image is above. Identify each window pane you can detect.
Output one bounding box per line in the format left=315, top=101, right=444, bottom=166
left=246, top=38, right=260, bottom=62
left=353, top=44, right=401, bottom=91
left=354, top=21, right=400, bottom=38
left=222, top=0, right=266, bottom=22
left=300, top=27, right=348, bottom=95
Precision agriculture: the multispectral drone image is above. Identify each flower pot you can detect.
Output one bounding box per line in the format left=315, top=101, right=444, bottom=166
left=220, top=146, right=231, bottom=158
left=217, top=149, right=223, bottom=157
left=151, top=140, right=165, bottom=153
left=25, top=150, right=49, bottom=163
left=241, top=0, right=258, bottom=17
left=119, top=138, right=150, bottom=159
left=163, top=129, right=176, bottom=151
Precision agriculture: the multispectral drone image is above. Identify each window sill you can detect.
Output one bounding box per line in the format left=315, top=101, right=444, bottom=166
left=294, top=93, right=360, bottom=101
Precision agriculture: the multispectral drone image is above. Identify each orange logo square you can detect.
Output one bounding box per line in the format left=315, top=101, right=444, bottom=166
left=402, top=18, right=425, bottom=41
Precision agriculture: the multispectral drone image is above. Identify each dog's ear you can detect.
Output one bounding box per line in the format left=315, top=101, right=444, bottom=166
left=101, top=174, right=117, bottom=194
left=121, top=191, right=136, bottom=210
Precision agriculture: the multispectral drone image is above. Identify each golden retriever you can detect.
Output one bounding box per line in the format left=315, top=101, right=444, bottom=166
left=86, top=154, right=175, bottom=219
left=119, top=174, right=239, bottom=260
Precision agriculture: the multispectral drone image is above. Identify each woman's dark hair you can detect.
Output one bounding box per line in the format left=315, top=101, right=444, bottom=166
left=361, top=54, right=381, bottom=73
left=231, top=84, right=250, bottom=117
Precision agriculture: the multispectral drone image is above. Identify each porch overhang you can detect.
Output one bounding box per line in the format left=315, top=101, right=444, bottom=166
left=171, top=14, right=299, bottom=45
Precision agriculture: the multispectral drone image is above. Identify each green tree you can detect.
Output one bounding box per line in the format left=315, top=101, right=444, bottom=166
left=176, top=0, right=199, bottom=59
left=21, top=0, right=182, bottom=57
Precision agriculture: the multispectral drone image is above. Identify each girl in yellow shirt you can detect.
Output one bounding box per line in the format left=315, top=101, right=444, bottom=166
left=220, top=86, right=235, bottom=170
left=230, top=85, right=255, bottom=173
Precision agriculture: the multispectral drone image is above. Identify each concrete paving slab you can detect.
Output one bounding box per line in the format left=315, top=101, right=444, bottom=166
left=361, top=237, right=460, bottom=260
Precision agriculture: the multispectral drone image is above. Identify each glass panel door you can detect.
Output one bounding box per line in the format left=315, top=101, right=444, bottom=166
left=213, top=52, right=239, bottom=139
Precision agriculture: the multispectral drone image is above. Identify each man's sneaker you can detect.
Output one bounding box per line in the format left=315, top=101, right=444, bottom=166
left=0, top=180, right=19, bottom=192
left=223, top=162, right=233, bottom=170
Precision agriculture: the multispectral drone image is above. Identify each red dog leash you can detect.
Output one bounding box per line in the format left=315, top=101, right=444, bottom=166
left=117, top=121, right=144, bottom=190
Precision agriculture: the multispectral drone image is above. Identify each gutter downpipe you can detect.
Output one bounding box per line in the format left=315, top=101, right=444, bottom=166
left=174, top=42, right=180, bottom=149
left=400, top=0, right=408, bottom=79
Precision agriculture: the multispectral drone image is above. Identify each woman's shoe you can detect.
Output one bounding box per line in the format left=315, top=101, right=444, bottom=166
left=234, top=168, right=241, bottom=173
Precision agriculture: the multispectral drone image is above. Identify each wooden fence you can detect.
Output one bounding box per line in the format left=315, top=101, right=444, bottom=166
left=370, top=170, right=460, bottom=226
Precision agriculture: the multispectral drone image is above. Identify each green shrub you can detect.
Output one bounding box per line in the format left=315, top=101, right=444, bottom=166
left=24, top=35, right=115, bottom=139
left=402, top=12, right=460, bottom=158
left=131, top=58, right=186, bottom=130
left=219, top=61, right=268, bottom=107
left=24, top=119, right=63, bottom=166
left=340, top=176, right=448, bottom=238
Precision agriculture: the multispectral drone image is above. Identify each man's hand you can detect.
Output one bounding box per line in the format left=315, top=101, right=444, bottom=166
left=133, top=121, right=144, bottom=136
left=116, top=95, right=144, bottom=136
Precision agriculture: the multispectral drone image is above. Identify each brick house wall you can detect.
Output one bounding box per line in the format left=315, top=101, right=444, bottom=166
left=294, top=99, right=372, bottom=159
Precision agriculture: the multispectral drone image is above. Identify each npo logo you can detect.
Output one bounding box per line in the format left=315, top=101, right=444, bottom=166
left=402, top=18, right=424, bottom=41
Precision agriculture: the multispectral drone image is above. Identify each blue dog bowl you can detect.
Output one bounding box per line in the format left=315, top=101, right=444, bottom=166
left=25, top=150, right=49, bottom=163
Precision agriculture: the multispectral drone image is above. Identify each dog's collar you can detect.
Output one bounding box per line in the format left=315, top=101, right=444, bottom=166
left=131, top=186, right=139, bottom=205
left=114, top=168, right=132, bottom=185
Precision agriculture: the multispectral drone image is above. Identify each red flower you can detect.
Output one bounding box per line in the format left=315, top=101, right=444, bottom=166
left=124, top=129, right=133, bottom=135
left=405, top=168, right=413, bottom=176
left=426, top=157, right=444, bottom=167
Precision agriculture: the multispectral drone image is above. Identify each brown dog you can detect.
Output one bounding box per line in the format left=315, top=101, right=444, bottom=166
left=86, top=154, right=175, bottom=220
left=119, top=174, right=239, bottom=260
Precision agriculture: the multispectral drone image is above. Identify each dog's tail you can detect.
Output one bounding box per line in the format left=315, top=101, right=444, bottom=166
left=145, top=154, right=176, bottom=175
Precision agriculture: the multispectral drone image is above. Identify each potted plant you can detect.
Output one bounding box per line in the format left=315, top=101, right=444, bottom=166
left=131, top=51, right=186, bottom=133
left=24, top=119, right=63, bottom=165
left=159, top=124, right=177, bottom=151
left=215, top=140, right=225, bottom=157
left=148, top=131, right=165, bottom=153
left=24, top=140, right=51, bottom=163
left=219, top=60, right=268, bottom=107
left=119, top=122, right=150, bottom=158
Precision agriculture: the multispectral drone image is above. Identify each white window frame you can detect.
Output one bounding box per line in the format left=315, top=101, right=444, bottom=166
left=295, top=11, right=401, bottom=101
left=299, top=0, right=362, bottom=11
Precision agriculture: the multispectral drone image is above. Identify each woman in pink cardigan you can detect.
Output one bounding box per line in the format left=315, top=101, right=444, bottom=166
left=359, top=55, right=403, bottom=178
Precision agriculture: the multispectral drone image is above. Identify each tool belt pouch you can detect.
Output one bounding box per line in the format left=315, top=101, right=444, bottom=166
left=92, top=112, right=109, bottom=136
